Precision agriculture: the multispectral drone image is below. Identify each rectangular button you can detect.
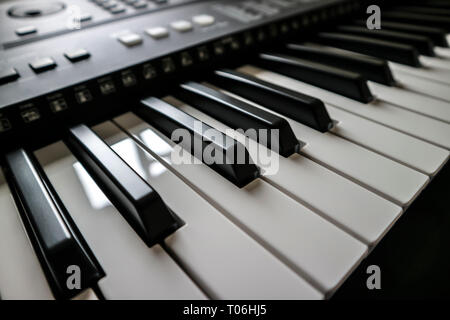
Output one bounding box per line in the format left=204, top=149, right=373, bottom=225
left=118, top=33, right=142, bottom=47
left=0, top=67, right=20, bottom=85
left=192, top=14, right=215, bottom=26
left=64, top=49, right=90, bottom=62
left=29, top=57, right=57, bottom=73
left=15, top=26, right=37, bottom=36
left=170, top=20, right=193, bottom=32
left=145, top=27, right=169, bottom=39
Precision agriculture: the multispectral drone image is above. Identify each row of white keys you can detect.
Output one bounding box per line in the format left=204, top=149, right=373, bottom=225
left=392, top=69, right=450, bottom=103
left=241, top=65, right=450, bottom=151
left=305, top=43, right=450, bottom=120
left=215, top=84, right=448, bottom=177
left=211, top=73, right=429, bottom=207
left=34, top=142, right=206, bottom=300
left=325, top=106, right=449, bottom=176
left=368, top=80, right=450, bottom=124
left=164, top=96, right=402, bottom=246
left=0, top=170, right=54, bottom=300
left=114, top=112, right=368, bottom=297
left=92, top=121, right=322, bottom=299
left=388, top=58, right=450, bottom=86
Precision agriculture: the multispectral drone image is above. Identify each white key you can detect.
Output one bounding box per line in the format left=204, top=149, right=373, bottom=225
left=326, top=106, right=449, bottom=176
left=368, top=81, right=450, bottom=123
left=114, top=112, right=368, bottom=296
left=208, top=73, right=429, bottom=206
left=164, top=96, right=402, bottom=246
left=435, top=46, right=450, bottom=59
left=393, top=70, right=450, bottom=103
left=0, top=170, right=53, bottom=300
left=241, top=65, right=450, bottom=150
left=420, top=56, right=450, bottom=71
left=92, top=121, right=322, bottom=299
left=389, top=59, right=450, bottom=86
left=34, top=143, right=206, bottom=300
left=214, top=84, right=449, bottom=176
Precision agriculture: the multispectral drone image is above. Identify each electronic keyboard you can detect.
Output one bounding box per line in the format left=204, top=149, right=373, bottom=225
left=0, top=0, right=449, bottom=300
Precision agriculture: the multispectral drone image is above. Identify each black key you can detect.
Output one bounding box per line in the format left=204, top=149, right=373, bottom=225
left=382, top=11, right=450, bottom=32
left=315, top=32, right=421, bottom=67
left=353, top=20, right=449, bottom=48
left=283, top=43, right=396, bottom=85
left=208, top=69, right=333, bottom=132
left=136, top=97, right=260, bottom=187
left=3, top=148, right=104, bottom=299
left=65, top=124, right=182, bottom=247
left=256, top=52, right=374, bottom=103
left=175, top=81, right=301, bottom=157
left=392, top=6, right=450, bottom=17
left=336, top=25, right=435, bottom=56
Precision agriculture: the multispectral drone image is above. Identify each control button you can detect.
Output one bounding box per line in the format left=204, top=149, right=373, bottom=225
left=145, top=27, right=169, bottom=39
left=64, top=49, right=90, bottom=62
left=118, top=33, right=142, bottom=47
left=98, top=79, right=116, bottom=95
left=192, top=14, right=215, bottom=27
left=29, top=57, right=57, bottom=73
left=180, top=52, right=193, bottom=67
left=49, top=98, right=68, bottom=113
left=161, top=57, right=175, bottom=73
left=213, top=42, right=225, bottom=56
left=79, top=13, right=92, bottom=22
left=75, top=89, right=92, bottom=104
left=15, top=26, right=37, bottom=36
left=0, top=118, right=12, bottom=133
left=0, top=67, right=20, bottom=85
left=133, top=1, right=148, bottom=9
left=121, top=71, right=137, bottom=87
left=197, top=46, right=210, bottom=61
left=103, top=0, right=118, bottom=9
left=9, top=2, right=65, bottom=18
left=110, top=5, right=126, bottom=14
left=21, top=108, right=41, bottom=123
left=170, top=20, right=193, bottom=32
left=142, top=63, right=157, bottom=80
left=243, top=32, right=254, bottom=46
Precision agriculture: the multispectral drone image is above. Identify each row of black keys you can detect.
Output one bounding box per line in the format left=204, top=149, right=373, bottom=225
left=0, top=66, right=334, bottom=299
left=3, top=5, right=450, bottom=298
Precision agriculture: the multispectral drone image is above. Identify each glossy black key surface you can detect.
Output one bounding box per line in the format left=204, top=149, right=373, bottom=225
left=353, top=20, right=449, bottom=48
left=256, top=52, right=374, bottom=103
left=283, top=43, right=396, bottom=85
left=65, top=124, right=182, bottom=247
left=209, top=69, right=333, bottom=132
left=3, top=148, right=104, bottom=299
left=336, top=25, right=435, bottom=56
left=137, top=97, right=260, bottom=187
left=382, top=11, right=450, bottom=32
left=175, top=81, right=301, bottom=157
left=316, top=32, right=421, bottom=67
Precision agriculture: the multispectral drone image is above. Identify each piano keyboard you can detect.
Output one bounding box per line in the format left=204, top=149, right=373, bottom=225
left=0, top=0, right=449, bottom=300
